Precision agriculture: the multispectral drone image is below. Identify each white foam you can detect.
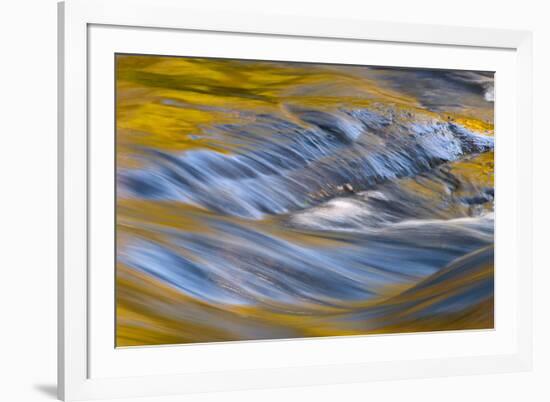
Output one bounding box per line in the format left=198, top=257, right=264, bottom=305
left=484, top=85, right=495, bottom=102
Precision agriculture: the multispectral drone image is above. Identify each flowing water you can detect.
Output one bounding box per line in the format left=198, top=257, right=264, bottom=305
left=116, top=55, right=494, bottom=346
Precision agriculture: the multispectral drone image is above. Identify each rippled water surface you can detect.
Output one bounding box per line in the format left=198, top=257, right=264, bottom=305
left=116, top=55, right=494, bottom=346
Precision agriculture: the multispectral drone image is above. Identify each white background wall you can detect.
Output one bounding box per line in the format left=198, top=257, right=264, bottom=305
left=1, top=0, right=547, bottom=401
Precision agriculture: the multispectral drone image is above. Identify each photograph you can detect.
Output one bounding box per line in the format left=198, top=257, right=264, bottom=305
left=3, top=0, right=544, bottom=401
left=115, top=55, right=495, bottom=346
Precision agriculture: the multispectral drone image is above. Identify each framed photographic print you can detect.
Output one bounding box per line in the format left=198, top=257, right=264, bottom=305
left=58, top=0, right=533, bottom=400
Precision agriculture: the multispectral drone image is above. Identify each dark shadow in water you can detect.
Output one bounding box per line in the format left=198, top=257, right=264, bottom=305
left=33, top=384, right=57, bottom=399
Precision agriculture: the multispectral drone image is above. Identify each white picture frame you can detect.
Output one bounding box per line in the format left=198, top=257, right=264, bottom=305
left=58, top=0, right=533, bottom=400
